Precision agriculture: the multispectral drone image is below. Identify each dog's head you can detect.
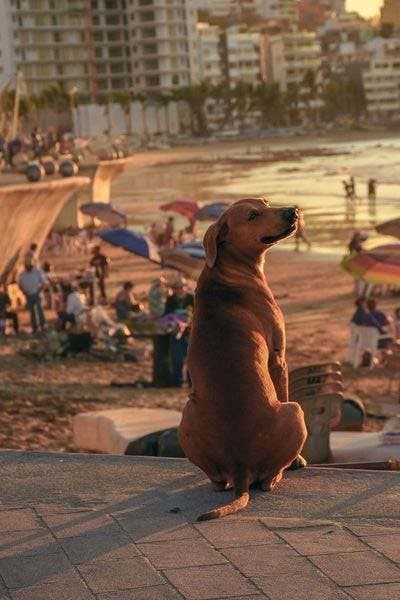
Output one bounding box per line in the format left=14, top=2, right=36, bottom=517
left=204, top=198, right=298, bottom=269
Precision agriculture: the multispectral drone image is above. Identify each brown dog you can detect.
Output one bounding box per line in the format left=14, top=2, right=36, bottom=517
left=179, top=198, right=307, bottom=521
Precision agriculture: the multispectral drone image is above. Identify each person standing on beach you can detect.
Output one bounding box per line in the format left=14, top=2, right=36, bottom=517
left=18, top=262, right=47, bottom=333
left=367, top=178, right=377, bottom=221
left=294, top=207, right=311, bottom=252
left=89, top=245, right=109, bottom=301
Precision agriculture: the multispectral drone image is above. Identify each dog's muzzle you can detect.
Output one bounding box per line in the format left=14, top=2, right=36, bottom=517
left=260, top=207, right=298, bottom=244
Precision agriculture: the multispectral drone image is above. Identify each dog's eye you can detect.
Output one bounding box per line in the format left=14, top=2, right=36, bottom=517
left=248, top=211, right=259, bottom=221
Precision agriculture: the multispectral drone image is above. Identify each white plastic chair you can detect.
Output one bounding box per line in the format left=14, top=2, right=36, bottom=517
left=346, top=322, right=359, bottom=364
left=352, top=326, right=380, bottom=369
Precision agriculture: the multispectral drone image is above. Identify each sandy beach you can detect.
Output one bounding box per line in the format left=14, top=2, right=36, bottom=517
left=1, top=131, right=399, bottom=452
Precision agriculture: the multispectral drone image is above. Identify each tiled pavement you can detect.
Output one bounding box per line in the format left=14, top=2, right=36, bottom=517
left=0, top=452, right=400, bottom=599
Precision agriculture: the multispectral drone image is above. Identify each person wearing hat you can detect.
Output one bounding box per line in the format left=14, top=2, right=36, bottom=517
left=164, top=277, right=194, bottom=387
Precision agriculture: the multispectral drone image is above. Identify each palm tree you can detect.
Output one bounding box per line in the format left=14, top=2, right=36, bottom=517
left=284, top=83, right=301, bottom=126
left=253, top=82, right=283, bottom=128
left=172, top=81, right=212, bottom=136
left=112, top=90, right=133, bottom=136
left=230, top=80, right=255, bottom=129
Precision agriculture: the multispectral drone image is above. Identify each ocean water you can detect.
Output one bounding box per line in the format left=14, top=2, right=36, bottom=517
left=112, top=135, right=400, bottom=254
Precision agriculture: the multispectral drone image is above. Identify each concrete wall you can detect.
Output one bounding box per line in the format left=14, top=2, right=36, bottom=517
left=72, top=101, right=182, bottom=138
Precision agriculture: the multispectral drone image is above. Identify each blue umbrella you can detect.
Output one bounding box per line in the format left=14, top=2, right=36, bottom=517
left=97, top=228, right=161, bottom=263
left=80, top=202, right=127, bottom=228
left=195, top=202, right=230, bottom=221
left=176, top=241, right=205, bottom=259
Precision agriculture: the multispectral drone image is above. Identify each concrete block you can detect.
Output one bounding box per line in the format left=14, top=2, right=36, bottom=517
left=59, top=530, right=140, bottom=564
left=360, top=533, right=400, bottom=562
left=96, top=587, right=181, bottom=600
left=254, top=571, right=351, bottom=600
left=222, top=544, right=308, bottom=578
left=0, top=510, right=42, bottom=532
left=196, top=519, right=282, bottom=548
left=331, top=431, right=400, bottom=463
left=343, top=583, right=400, bottom=600
left=72, top=408, right=182, bottom=454
left=10, top=581, right=95, bottom=600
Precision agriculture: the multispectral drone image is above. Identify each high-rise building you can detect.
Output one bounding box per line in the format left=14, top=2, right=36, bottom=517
left=380, top=0, right=400, bottom=29
left=262, top=31, right=321, bottom=90
left=5, top=0, right=199, bottom=98
left=197, top=22, right=224, bottom=84
left=224, top=27, right=262, bottom=86
left=0, top=2, right=14, bottom=85
left=363, top=39, right=400, bottom=118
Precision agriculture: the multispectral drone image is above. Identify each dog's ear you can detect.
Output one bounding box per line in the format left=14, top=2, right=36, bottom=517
left=203, top=219, right=228, bottom=268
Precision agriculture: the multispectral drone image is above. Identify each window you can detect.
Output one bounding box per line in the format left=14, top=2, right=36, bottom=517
left=145, top=75, right=160, bottom=86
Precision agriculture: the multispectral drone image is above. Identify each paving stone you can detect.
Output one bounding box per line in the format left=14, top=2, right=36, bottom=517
left=254, top=571, right=351, bottom=600
left=361, top=534, right=400, bottom=562
left=222, top=544, right=310, bottom=578
left=0, top=530, right=59, bottom=559
left=0, top=510, right=41, bottom=532
left=345, top=524, right=400, bottom=538
left=41, top=511, right=118, bottom=539
left=97, top=586, right=181, bottom=599
left=260, top=517, right=336, bottom=530
left=0, top=552, right=79, bottom=588
left=77, top=557, right=163, bottom=593
left=60, top=530, right=140, bottom=564
left=310, top=551, right=400, bottom=586
left=344, top=583, right=400, bottom=600
left=114, top=515, right=199, bottom=542
left=138, top=538, right=227, bottom=569
left=164, top=564, right=259, bottom=599
left=195, top=520, right=282, bottom=548
left=10, top=580, right=95, bottom=600
left=277, top=525, right=367, bottom=555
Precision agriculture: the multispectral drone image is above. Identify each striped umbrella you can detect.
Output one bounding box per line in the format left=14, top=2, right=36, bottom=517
left=80, top=202, right=127, bottom=228
left=376, top=218, right=400, bottom=240
left=176, top=241, right=205, bottom=260
left=341, top=244, right=400, bottom=285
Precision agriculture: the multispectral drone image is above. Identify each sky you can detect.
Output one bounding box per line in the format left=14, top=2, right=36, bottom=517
left=346, top=0, right=383, bottom=18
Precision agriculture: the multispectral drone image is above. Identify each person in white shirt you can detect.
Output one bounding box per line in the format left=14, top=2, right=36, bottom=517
left=18, top=262, right=47, bottom=333
left=58, top=284, right=87, bottom=330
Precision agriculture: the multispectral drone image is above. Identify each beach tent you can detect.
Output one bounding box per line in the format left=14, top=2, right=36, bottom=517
left=0, top=177, right=90, bottom=280
left=341, top=244, right=400, bottom=285
left=97, top=228, right=161, bottom=263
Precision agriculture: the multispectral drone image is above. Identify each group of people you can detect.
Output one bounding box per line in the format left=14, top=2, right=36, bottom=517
left=343, top=176, right=378, bottom=222
left=0, top=239, right=194, bottom=387
left=148, top=216, right=196, bottom=250
left=0, top=127, right=74, bottom=167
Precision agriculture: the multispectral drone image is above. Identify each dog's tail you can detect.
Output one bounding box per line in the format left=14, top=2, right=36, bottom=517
left=197, top=474, right=250, bottom=522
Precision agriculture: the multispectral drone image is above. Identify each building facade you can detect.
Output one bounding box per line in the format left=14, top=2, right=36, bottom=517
left=197, top=22, right=224, bottom=84
left=363, top=40, right=400, bottom=118
left=380, top=0, right=400, bottom=30
left=0, top=2, right=16, bottom=86
left=262, top=31, right=321, bottom=90
left=224, top=27, right=262, bottom=86
left=6, top=0, right=199, bottom=97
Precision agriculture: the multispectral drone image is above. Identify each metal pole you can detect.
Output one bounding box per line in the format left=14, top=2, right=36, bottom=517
left=10, top=71, right=22, bottom=139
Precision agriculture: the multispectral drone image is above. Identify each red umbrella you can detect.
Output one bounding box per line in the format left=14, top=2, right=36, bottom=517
left=160, top=200, right=202, bottom=220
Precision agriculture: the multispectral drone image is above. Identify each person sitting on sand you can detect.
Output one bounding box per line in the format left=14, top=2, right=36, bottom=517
left=164, top=278, right=194, bottom=388
left=351, top=297, right=369, bottom=326
left=114, top=281, right=144, bottom=321
left=294, top=206, right=311, bottom=252
left=366, top=299, right=394, bottom=350
left=57, top=283, right=87, bottom=330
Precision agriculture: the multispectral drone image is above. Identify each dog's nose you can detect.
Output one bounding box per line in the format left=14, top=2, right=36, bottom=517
left=282, top=207, right=298, bottom=223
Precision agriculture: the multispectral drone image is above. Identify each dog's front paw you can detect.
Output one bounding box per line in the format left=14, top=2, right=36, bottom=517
left=287, top=455, right=307, bottom=470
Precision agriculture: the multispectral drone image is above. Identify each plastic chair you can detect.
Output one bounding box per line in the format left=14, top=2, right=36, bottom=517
left=352, top=326, right=380, bottom=369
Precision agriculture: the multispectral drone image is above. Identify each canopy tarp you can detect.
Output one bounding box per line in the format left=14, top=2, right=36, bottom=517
left=0, top=177, right=90, bottom=279
left=341, top=244, right=400, bottom=285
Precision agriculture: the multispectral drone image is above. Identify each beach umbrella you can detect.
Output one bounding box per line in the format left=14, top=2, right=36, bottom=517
left=160, top=200, right=202, bottom=220
left=176, top=241, right=205, bottom=260
left=341, top=244, right=400, bottom=285
left=161, top=248, right=204, bottom=279
left=376, top=218, right=400, bottom=240
left=195, top=202, right=230, bottom=221
left=97, top=228, right=161, bottom=263
left=80, top=202, right=127, bottom=228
